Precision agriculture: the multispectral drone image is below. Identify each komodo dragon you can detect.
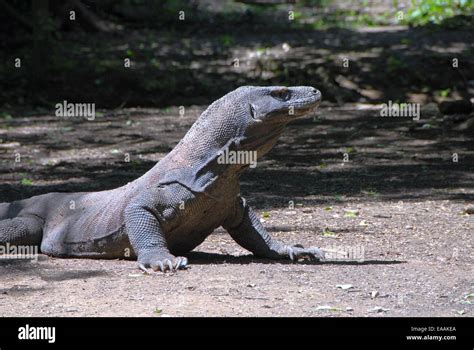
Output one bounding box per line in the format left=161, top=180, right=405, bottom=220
left=0, top=86, right=324, bottom=272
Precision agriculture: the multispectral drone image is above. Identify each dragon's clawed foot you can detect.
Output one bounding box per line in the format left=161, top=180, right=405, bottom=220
left=138, top=251, right=188, bottom=273
left=286, top=244, right=325, bottom=262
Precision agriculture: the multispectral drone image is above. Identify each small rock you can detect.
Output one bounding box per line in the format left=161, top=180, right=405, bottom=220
left=368, top=306, right=389, bottom=313
left=336, top=284, right=354, bottom=290
left=316, top=305, right=333, bottom=311
left=345, top=307, right=354, bottom=312
left=282, top=43, right=291, bottom=52
left=420, top=102, right=439, bottom=117
left=373, top=214, right=392, bottom=219
left=463, top=206, right=474, bottom=215
left=371, top=291, right=379, bottom=299
left=454, top=117, right=474, bottom=132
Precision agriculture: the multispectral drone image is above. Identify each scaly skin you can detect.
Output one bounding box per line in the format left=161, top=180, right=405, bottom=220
left=0, top=86, right=324, bottom=273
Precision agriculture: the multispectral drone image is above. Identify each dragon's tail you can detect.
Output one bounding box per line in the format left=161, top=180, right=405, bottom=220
left=0, top=202, right=43, bottom=247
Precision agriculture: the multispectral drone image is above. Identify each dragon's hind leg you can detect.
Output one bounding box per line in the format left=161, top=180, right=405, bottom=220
left=0, top=216, right=43, bottom=247
left=0, top=202, right=10, bottom=220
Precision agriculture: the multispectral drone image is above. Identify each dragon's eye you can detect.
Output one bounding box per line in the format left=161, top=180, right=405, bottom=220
left=271, top=89, right=291, bottom=101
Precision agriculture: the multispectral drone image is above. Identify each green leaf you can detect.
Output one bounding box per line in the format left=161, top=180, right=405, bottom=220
left=317, top=162, right=327, bottom=169
left=344, top=210, right=359, bottom=218
left=1, top=112, right=12, bottom=120
left=345, top=147, right=355, bottom=153
left=362, top=189, right=379, bottom=197
left=322, top=228, right=336, bottom=237
left=316, top=305, right=342, bottom=312
left=20, top=178, right=34, bottom=186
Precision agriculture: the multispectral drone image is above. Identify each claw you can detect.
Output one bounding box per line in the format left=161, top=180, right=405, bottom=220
left=308, top=247, right=325, bottom=261
left=139, top=263, right=151, bottom=274
left=173, top=258, right=180, bottom=269
left=180, top=257, right=188, bottom=268
left=151, top=261, right=164, bottom=272
left=286, top=245, right=325, bottom=262
left=165, top=259, right=174, bottom=271
left=287, top=246, right=295, bottom=261
left=175, top=257, right=186, bottom=269
left=138, top=253, right=188, bottom=273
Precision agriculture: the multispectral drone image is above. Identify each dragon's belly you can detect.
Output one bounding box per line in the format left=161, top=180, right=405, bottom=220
left=163, top=178, right=240, bottom=255
left=163, top=195, right=234, bottom=255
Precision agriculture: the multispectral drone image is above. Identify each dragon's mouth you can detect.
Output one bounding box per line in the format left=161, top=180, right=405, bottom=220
left=291, top=91, right=322, bottom=117
left=263, top=94, right=322, bottom=123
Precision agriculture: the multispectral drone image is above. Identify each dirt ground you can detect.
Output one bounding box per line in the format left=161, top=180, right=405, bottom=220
left=0, top=103, right=472, bottom=317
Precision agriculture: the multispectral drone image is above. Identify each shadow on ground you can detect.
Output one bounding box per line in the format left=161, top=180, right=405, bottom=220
left=1, top=5, right=473, bottom=109
left=187, top=251, right=405, bottom=266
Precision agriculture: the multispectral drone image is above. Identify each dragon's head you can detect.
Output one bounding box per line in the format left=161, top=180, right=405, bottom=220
left=181, top=86, right=321, bottom=169
left=228, top=86, right=322, bottom=157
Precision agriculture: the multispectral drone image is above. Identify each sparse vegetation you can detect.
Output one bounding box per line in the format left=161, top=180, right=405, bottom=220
left=402, top=0, right=474, bottom=26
